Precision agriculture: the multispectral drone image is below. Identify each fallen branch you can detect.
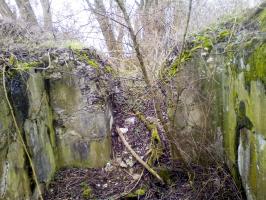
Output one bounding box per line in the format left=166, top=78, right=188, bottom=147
left=116, top=126, right=164, bottom=184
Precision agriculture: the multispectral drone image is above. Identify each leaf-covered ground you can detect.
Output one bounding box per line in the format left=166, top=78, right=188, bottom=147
left=44, top=85, right=244, bottom=200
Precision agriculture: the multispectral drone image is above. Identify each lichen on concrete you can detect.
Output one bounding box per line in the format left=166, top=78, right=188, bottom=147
left=0, top=48, right=114, bottom=199
left=216, top=5, right=266, bottom=198
left=166, top=2, right=266, bottom=199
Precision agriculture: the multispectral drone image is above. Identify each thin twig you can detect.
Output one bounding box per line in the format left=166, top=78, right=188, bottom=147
left=180, top=0, right=193, bottom=54
left=2, top=65, right=43, bottom=200
left=116, top=126, right=164, bottom=184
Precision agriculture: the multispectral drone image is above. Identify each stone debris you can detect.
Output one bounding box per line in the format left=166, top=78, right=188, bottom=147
left=119, top=127, right=128, bottom=134
left=125, top=117, right=136, bottom=125
left=119, top=161, right=128, bottom=168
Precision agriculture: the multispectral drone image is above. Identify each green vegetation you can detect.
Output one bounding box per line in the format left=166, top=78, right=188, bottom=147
left=17, top=61, right=42, bottom=70
left=126, top=188, right=146, bottom=198
left=245, top=44, right=266, bottom=87
left=74, top=51, right=99, bottom=68
left=104, top=65, right=114, bottom=74
left=258, top=8, right=266, bottom=30
left=168, top=25, right=234, bottom=76
left=8, top=54, right=43, bottom=70
left=81, top=182, right=93, bottom=199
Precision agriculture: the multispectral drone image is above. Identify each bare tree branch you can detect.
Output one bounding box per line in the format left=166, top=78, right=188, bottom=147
left=0, top=0, right=16, bottom=20
left=85, top=0, right=124, bottom=58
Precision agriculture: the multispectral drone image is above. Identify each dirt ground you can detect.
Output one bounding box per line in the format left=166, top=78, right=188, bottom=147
left=44, top=89, right=244, bottom=200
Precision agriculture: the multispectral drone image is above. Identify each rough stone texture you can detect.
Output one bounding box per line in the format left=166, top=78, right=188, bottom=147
left=0, top=79, right=31, bottom=200
left=217, top=5, right=266, bottom=199
left=166, top=61, right=216, bottom=163
left=167, top=2, right=266, bottom=199
left=221, top=46, right=266, bottom=200
left=0, top=48, right=113, bottom=199
left=48, top=58, right=113, bottom=168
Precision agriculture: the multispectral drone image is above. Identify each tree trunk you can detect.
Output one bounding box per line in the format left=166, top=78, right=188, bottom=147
left=86, top=0, right=123, bottom=58
left=40, top=0, right=52, bottom=32
left=0, top=0, right=16, bottom=20
left=14, top=0, right=38, bottom=26
left=115, top=0, right=186, bottom=164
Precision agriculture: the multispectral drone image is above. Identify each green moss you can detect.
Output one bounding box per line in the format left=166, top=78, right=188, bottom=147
left=193, top=34, right=214, bottom=50
left=0, top=92, right=12, bottom=132
left=126, top=188, right=146, bottom=198
left=104, top=65, right=114, bottom=74
left=148, top=126, right=163, bottom=166
left=75, top=51, right=99, bottom=68
left=89, top=137, right=111, bottom=168
left=257, top=138, right=266, bottom=200
left=168, top=24, right=237, bottom=77
left=9, top=54, right=17, bottom=65
left=245, top=44, right=266, bottom=88
left=221, top=37, right=266, bottom=198
left=250, top=81, right=266, bottom=136
left=169, top=4, right=266, bottom=199
left=47, top=106, right=57, bottom=150
left=87, top=59, right=98, bottom=68
left=17, top=61, right=42, bottom=70
left=168, top=50, right=193, bottom=76
left=80, top=182, right=93, bottom=199
left=222, top=70, right=237, bottom=165
left=217, top=30, right=231, bottom=42
left=7, top=55, right=43, bottom=71
left=135, top=188, right=146, bottom=196
left=258, top=8, right=266, bottom=30
left=156, top=167, right=172, bottom=184
left=5, top=142, right=32, bottom=199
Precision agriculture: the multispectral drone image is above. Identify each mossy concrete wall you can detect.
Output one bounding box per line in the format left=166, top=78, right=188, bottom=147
left=167, top=2, right=266, bottom=199
left=218, top=4, right=266, bottom=199
left=221, top=39, right=266, bottom=200
left=221, top=59, right=266, bottom=200
left=0, top=48, right=113, bottom=199
left=203, top=4, right=266, bottom=199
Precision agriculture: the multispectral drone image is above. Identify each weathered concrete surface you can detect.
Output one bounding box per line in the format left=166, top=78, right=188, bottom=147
left=167, top=2, right=266, bottom=199
left=217, top=5, right=266, bottom=199
left=0, top=48, right=113, bottom=199
left=221, top=43, right=266, bottom=200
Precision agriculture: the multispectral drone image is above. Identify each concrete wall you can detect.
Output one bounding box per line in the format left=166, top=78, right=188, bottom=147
left=0, top=48, right=113, bottom=199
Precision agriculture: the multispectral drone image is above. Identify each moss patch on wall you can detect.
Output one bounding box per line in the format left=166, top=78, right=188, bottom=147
left=173, top=3, right=266, bottom=199
left=258, top=5, right=266, bottom=31
left=0, top=48, right=113, bottom=199
left=245, top=44, right=266, bottom=88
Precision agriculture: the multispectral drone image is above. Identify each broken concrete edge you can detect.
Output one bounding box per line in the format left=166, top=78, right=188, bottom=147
left=166, top=2, right=266, bottom=199
left=0, top=48, right=114, bottom=199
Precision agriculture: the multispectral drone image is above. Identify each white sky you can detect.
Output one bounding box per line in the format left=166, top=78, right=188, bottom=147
left=5, top=0, right=260, bottom=51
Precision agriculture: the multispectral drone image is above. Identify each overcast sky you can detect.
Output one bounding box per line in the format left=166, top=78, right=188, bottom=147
left=5, top=0, right=261, bottom=51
